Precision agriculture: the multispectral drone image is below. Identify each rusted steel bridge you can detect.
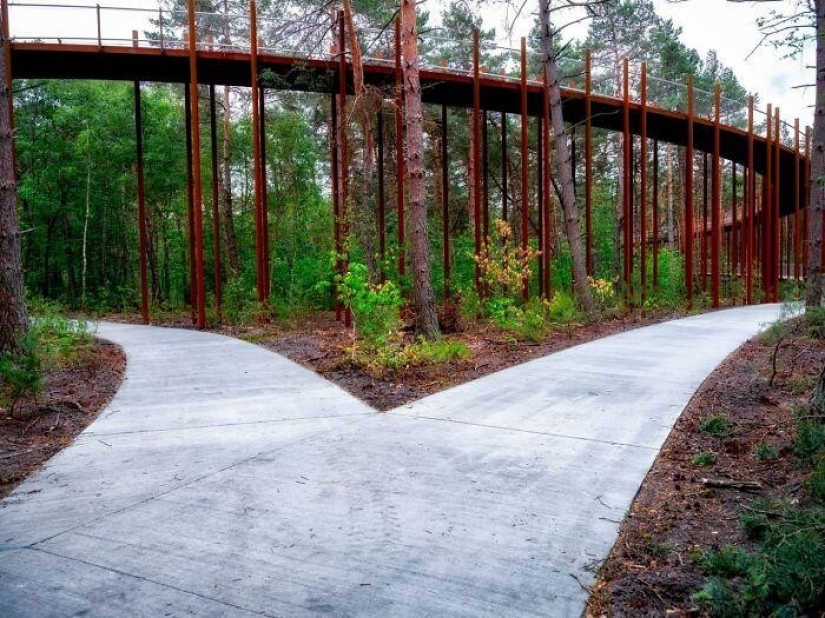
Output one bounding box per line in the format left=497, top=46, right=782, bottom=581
left=2, top=1, right=814, bottom=328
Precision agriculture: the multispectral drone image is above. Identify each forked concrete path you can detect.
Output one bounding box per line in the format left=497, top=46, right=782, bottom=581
left=0, top=305, right=783, bottom=617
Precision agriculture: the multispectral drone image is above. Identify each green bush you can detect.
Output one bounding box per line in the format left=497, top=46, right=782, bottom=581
left=701, top=415, right=732, bottom=437
left=338, top=263, right=403, bottom=350
left=694, top=503, right=825, bottom=617
left=755, top=442, right=780, bottom=462
left=403, top=338, right=469, bottom=364
left=693, top=452, right=716, bottom=467
left=0, top=332, right=43, bottom=412
left=223, top=277, right=258, bottom=325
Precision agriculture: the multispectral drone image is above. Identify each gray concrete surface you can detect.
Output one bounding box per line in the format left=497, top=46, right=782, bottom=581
left=0, top=305, right=783, bottom=617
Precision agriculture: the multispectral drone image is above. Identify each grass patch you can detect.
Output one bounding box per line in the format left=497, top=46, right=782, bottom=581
left=693, top=452, right=716, bottom=467
left=701, top=415, right=731, bottom=437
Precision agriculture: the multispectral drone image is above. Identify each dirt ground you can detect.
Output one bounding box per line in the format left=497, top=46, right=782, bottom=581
left=586, top=318, right=825, bottom=617
left=256, top=310, right=681, bottom=410
left=0, top=340, right=126, bottom=499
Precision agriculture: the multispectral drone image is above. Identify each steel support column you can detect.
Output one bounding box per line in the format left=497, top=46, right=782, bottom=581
left=585, top=49, right=593, bottom=276
left=520, top=37, right=529, bottom=302
left=441, top=103, right=450, bottom=298
left=640, top=63, right=648, bottom=302
left=250, top=0, right=265, bottom=305
left=711, top=84, right=721, bottom=308
left=186, top=0, right=205, bottom=329
left=685, top=76, right=695, bottom=307
left=473, top=29, right=482, bottom=295
left=746, top=96, right=755, bottom=304
left=134, top=78, right=149, bottom=325
left=622, top=58, right=631, bottom=302
left=208, top=84, right=222, bottom=319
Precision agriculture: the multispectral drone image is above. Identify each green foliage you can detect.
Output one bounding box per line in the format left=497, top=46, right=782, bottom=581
left=808, top=459, right=825, bottom=505
left=0, top=309, right=92, bottom=413
left=588, top=277, right=619, bottom=313
left=694, top=503, right=825, bottom=617
left=794, top=409, right=825, bottom=462
left=403, top=339, right=469, bottom=364
left=693, top=452, right=716, bottom=467
left=755, top=442, right=780, bottom=462
left=806, top=307, right=825, bottom=340
left=338, top=263, right=403, bottom=350
left=223, top=277, right=258, bottom=326
left=0, top=332, right=43, bottom=410
left=701, top=415, right=731, bottom=437
left=644, top=249, right=686, bottom=310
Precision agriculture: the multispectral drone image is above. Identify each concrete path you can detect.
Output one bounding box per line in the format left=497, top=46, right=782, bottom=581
left=0, top=305, right=783, bottom=617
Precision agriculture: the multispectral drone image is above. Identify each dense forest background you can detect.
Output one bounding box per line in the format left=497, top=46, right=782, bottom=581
left=15, top=0, right=759, bottom=321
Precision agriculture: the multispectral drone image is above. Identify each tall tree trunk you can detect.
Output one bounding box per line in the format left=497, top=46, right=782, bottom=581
left=400, top=0, right=439, bottom=338
left=807, top=0, right=824, bottom=308
left=666, top=143, right=675, bottom=247
left=0, top=23, right=27, bottom=355
left=221, top=85, right=241, bottom=276
left=539, top=0, right=595, bottom=315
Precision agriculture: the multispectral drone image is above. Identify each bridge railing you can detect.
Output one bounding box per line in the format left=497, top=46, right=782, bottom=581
left=6, top=2, right=804, bottom=147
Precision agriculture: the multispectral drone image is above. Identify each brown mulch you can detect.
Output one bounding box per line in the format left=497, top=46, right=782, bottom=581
left=256, top=309, right=683, bottom=411
left=0, top=340, right=126, bottom=499
left=586, top=318, right=825, bottom=617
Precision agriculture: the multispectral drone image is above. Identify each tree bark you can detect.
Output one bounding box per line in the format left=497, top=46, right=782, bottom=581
left=539, top=0, right=595, bottom=315
left=221, top=85, right=241, bottom=276
left=0, top=24, right=28, bottom=355
left=400, top=0, right=440, bottom=338
left=807, top=0, right=824, bottom=308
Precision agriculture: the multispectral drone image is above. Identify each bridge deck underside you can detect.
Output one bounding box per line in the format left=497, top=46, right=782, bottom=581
left=12, top=44, right=802, bottom=216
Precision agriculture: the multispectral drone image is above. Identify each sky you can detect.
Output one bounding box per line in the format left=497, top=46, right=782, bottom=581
left=7, top=0, right=814, bottom=128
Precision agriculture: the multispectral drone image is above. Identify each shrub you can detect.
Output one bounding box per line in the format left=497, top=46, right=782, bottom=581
left=693, top=452, right=715, bottom=467
left=337, top=263, right=403, bottom=350
left=701, top=415, right=731, bottom=437
left=694, top=503, right=825, bottom=617
left=754, top=442, right=780, bottom=462
left=0, top=332, right=43, bottom=413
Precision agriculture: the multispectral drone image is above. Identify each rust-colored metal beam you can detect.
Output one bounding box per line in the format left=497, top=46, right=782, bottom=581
left=585, top=49, right=593, bottom=276
left=473, top=29, right=482, bottom=296
left=622, top=57, right=631, bottom=302
left=711, top=84, right=721, bottom=308
left=794, top=118, right=801, bottom=281
left=501, top=113, right=508, bottom=223
left=640, top=63, right=648, bottom=303
left=258, top=86, right=271, bottom=300
left=378, top=108, right=386, bottom=285
left=184, top=83, right=196, bottom=322
left=746, top=96, right=755, bottom=305
left=764, top=103, right=772, bottom=301
left=653, top=139, right=659, bottom=292
left=805, top=125, right=811, bottom=275
left=483, top=109, right=490, bottom=245
left=685, top=76, right=695, bottom=307
left=338, top=12, right=351, bottom=326
left=773, top=109, right=781, bottom=301
left=250, top=0, right=265, bottom=305
left=702, top=152, right=708, bottom=294
left=520, top=37, right=529, bottom=302
left=395, top=18, right=405, bottom=281
left=208, top=83, right=222, bottom=319
left=134, top=78, right=149, bottom=325
left=441, top=103, right=450, bottom=298
left=187, top=0, right=205, bottom=329
left=732, top=162, right=738, bottom=280
left=330, top=91, right=341, bottom=320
